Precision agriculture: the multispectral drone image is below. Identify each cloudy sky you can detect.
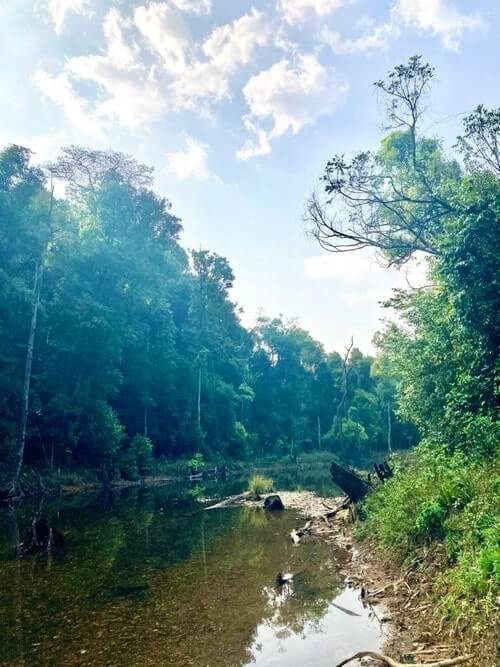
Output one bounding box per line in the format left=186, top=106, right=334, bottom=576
left=1, top=0, right=498, bottom=352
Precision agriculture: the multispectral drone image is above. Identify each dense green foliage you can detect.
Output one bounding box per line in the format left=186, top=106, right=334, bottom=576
left=359, top=448, right=499, bottom=635
left=0, top=145, right=415, bottom=494
left=312, top=58, right=499, bottom=638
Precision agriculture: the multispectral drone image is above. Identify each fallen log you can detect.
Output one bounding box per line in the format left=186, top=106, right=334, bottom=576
left=204, top=491, right=250, bottom=510
left=330, top=461, right=371, bottom=502
left=336, top=651, right=473, bottom=667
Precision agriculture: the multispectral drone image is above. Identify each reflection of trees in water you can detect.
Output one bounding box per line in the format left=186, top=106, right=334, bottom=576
left=0, top=491, right=343, bottom=667
left=261, top=567, right=339, bottom=642
left=239, top=506, right=270, bottom=529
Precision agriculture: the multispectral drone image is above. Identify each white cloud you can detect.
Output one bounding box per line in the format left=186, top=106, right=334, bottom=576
left=134, top=3, right=191, bottom=72
left=202, top=9, right=271, bottom=74
left=0, top=129, right=68, bottom=163
left=36, top=4, right=273, bottom=133
left=392, top=0, right=485, bottom=50
left=165, top=135, right=219, bottom=181
left=237, top=54, right=348, bottom=160
left=321, top=21, right=399, bottom=55
left=279, top=0, right=345, bottom=24
left=46, top=0, right=92, bottom=34
left=104, top=8, right=139, bottom=69
left=304, top=249, right=429, bottom=305
left=57, top=8, right=164, bottom=130
left=34, top=69, right=104, bottom=138
left=169, top=0, right=212, bottom=14
left=168, top=60, right=229, bottom=113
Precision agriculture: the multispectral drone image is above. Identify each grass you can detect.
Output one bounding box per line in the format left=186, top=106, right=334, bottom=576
left=248, top=474, right=274, bottom=499
left=356, top=442, right=500, bottom=638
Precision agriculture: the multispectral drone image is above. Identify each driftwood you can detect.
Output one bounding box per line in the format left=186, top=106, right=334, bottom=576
left=204, top=492, right=250, bottom=510
left=290, top=519, right=314, bottom=544
left=290, top=496, right=351, bottom=544
left=336, top=651, right=472, bottom=667
left=330, top=461, right=371, bottom=502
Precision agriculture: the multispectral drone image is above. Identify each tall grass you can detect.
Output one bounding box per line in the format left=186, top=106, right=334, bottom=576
left=248, top=474, right=274, bottom=499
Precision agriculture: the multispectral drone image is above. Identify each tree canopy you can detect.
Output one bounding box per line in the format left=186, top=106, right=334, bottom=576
left=0, top=144, right=412, bottom=494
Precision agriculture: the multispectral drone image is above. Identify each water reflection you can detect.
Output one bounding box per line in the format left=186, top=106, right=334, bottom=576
left=0, top=478, right=381, bottom=666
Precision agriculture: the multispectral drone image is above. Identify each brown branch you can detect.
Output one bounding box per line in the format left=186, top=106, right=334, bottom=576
left=336, top=651, right=473, bottom=667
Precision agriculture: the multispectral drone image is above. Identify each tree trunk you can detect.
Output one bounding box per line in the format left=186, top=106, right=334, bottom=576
left=197, top=366, right=202, bottom=430
left=333, top=337, right=354, bottom=438
left=6, top=260, right=44, bottom=497
left=144, top=330, right=150, bottom=438
left=387, top=402, right=392, bottom=453
left=330, top=460, right=371, bottom=502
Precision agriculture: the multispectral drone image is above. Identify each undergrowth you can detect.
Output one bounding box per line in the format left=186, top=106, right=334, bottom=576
left=356, top=442, right=499, bottom=637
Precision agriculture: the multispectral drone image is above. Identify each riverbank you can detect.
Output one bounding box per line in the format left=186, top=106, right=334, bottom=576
left=237, top=490, right=488, bottom=667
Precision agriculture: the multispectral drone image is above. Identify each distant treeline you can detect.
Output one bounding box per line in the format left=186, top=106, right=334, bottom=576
left=0, top=144, right=416, bottom=492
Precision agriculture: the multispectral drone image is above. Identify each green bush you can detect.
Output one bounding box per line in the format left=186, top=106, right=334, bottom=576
left=248, top=474, right=274, bottom=499
left=130, top=434, right=153, bottom=476
left=415, top=501, right=446, bottom=541
left=187, top=452, right=205, bottom=473
left=117, top=434, right=153, bottom=480
left=359, top=440, right=500, bottom=636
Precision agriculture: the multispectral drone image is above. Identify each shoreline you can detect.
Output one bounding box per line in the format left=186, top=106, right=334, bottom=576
left=236, top=490, right=487, bottom=667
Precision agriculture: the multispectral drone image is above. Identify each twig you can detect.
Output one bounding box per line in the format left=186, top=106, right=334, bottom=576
left=336, top=651, right=473, bottom=667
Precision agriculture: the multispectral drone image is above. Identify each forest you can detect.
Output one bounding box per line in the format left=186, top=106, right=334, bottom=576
left=0, top=142, right=417, bottom=496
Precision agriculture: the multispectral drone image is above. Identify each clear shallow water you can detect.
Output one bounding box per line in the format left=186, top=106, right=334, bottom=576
left=0, top=473, right=384, bottom=666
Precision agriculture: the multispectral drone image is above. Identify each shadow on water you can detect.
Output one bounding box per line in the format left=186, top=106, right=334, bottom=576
left=0, top=473, right=383, bottom=666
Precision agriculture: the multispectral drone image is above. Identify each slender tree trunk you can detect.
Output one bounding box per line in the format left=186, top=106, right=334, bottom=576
left=144, top=330, right=150, bottom=438
left=144, top=406, right=148, bottom=439
left=387, top=402, right=392, bottom=453
left=197, top=366, right=202, bottom=431
left=317, top=415, right=321, bottom=449
left=333, top=337, right=354, bottom=438
left=3, top=184, right=55, bottom=497
left=10, top=260, right=44, bottom=496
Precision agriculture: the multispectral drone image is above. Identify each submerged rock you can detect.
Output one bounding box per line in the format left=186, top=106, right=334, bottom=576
left=264, top=494, right=284, bottom=511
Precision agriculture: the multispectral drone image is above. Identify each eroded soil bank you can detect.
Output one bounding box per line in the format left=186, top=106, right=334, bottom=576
left=233, top=490, right=493, bottom=667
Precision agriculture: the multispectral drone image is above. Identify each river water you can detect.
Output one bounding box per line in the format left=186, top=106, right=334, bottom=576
left=0, top=470, right=384, bottom=666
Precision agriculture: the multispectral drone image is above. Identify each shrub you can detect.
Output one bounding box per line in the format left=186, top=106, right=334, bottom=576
left=359, top=440, right=500, bottom=636
left=248, top=474, right=274, bottom=499
left=130, top=434, right=153, bottom=476
left=188, top=452, right=205, bottom=473
left=117, top=434, right=153, bottom=480
left=415, top=501, right=446, bottom=541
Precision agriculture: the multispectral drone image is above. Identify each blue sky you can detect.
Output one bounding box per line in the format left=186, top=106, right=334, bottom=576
left=1, top=0, right=498, bottom=352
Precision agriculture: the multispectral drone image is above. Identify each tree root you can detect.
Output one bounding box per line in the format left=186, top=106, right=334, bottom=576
left=336, top=650, right=473, bottom=667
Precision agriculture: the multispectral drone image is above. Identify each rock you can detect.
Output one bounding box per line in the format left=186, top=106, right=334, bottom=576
left=264, top=494, right=285, bottom=511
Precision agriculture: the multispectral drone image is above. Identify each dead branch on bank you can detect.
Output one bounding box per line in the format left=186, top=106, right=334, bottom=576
left=204, top=492, right=250, bottom=510
left=336, top=650, right=473, bottom=667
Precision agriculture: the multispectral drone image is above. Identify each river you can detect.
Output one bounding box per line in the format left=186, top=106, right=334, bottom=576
left=0, top=469, right=385, bottom=666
